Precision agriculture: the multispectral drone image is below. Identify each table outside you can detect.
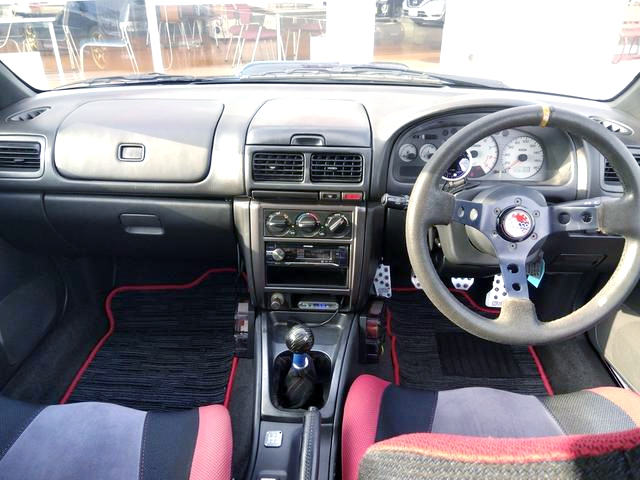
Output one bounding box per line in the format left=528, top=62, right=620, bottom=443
left=0, top=15, right=64, bottom=84
left=143, top=1, right=326, bottom=73
left=250, top=4, right=325, bottom=61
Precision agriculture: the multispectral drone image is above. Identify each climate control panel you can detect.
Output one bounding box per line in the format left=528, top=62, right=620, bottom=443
left=264, top=209, right=352, bottom=239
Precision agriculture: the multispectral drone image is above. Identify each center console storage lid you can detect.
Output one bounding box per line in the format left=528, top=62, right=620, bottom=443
left=246, top=99, right=371, bottom=147
left=54, top=99, right=223, bottom=182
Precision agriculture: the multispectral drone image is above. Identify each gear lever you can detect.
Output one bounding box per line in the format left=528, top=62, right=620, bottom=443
left=283, top=324, right=317, bottom=408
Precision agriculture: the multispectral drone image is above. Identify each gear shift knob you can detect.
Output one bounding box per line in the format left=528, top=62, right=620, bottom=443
left=285, top=324, right=314, bottom=353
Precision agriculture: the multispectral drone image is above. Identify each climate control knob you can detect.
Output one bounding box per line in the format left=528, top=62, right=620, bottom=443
left=266, top=211, right=291, bottom=236
left=296, top=213, right=320, bottom=236
left=325, top=213, right=350, bottom=237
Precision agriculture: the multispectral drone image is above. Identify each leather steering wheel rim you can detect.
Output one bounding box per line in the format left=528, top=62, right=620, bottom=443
left=406, top=104, right=640, bottom=345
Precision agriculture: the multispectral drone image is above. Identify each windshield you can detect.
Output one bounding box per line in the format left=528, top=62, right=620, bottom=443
left=0, top=0, right=638, bottom=99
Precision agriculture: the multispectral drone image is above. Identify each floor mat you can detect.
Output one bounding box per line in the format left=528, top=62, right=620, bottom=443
left=63, top=268, right=243, bottom=411
left=386, top=289, right=551, bottom=396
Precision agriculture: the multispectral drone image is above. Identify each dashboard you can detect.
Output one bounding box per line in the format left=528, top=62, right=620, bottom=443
left=0, top=81, right=638, bottom=309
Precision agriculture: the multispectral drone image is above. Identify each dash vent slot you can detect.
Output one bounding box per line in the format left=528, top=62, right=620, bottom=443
left=0, top=141, right=42, bottom=172
left=603, top=147, right=640, bottom=185
left=310, top=153, right=363, bottom=183
left=7, top=107, right=49, bottom=122
left=252, top=152, right=304, bottom=182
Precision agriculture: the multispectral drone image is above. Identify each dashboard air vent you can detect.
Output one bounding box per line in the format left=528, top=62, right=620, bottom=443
left=7, top=107, right=49, bottom=122
left=603, top=148, right=640, bottom=185
left=252, top=152, right=304, bottom=182
left=310, top=153, right=363, bottom=183
left=590, top=116, right=633, bottom=136
left=0, top=141, right=41, bottom=172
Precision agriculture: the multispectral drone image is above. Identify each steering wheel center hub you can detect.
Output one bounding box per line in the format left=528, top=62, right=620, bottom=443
left=498, top=207, right=535, bottom=242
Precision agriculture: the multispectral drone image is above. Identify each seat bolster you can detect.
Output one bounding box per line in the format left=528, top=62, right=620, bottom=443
left=359, top=429, right=640, bottom=480
left=0, top=401, right=146, bottom=480
left=189, top=404, right=232, bottom=480
left=342, top=375, right=390, bottom=480
left=589, top=387, right=640, bottom=426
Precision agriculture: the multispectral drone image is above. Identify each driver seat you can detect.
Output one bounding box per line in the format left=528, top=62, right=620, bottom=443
left=343, top=375, right=640, bottom=480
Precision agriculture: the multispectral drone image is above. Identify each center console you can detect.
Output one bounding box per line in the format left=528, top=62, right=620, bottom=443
left=234, top=98, right=378, bottom=480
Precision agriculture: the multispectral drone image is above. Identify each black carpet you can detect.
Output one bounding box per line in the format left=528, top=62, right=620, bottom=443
left=68, top=270, right=243, bottom=411
left=387, top=290, right=548, bottom=395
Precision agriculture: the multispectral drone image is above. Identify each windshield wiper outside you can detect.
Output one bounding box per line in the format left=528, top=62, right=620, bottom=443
left=56, top=72, right=235, bottom=89
left=238, top=61, right=507, bottom=89
left=238, top=61, right=445, bottom=85
left=57, top=63, right=508, bottom=90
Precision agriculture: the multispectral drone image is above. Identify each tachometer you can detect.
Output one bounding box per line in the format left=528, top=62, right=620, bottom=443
left=419, top=143, right=437, bottom=162
left=467, top=136, right=498, bottom=178
left=399, top=143, right=418, bottom=162
left=443, top=152, right=471, bottom=181
left=501, top=136, right=544, bottom=179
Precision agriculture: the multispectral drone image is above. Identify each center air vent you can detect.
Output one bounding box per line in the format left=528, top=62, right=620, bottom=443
left=603, top=147, right=640, bottom=185
left=252, top=152, right=304, bottom=182
left=0, top=141, right=42, bottom=173
left=310, top=153, right=363, bottom=183
left=7, top=107, right=49, bottom=122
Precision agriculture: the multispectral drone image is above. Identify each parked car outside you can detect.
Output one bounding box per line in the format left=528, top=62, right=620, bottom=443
left=403, top=0, right=446, bottom=26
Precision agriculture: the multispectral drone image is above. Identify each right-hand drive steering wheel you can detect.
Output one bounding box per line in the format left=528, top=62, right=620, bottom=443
left=406, top=105, right=640, bottom=345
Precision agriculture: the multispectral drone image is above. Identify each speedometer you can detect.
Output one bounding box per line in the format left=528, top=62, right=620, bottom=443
left=501, top=136, right=544, bottom=179
left=467, top=136, right=498, bottom=178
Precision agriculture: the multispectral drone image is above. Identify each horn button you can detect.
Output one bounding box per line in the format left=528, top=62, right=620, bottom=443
left=498, top=207, right=535, bottom=242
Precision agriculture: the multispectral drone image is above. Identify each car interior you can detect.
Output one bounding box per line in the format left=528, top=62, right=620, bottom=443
left=1, top=2, right=640, bottom=479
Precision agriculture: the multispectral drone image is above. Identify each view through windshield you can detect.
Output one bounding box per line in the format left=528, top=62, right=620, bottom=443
left=0, top=0, right=638, bottom=98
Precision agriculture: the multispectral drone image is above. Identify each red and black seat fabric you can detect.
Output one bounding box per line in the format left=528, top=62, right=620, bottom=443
left=0, top=395, right=232, bottom=480
left=343, top=375, right=640, bottom=479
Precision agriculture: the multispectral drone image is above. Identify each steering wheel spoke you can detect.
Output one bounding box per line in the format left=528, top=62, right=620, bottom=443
left=451, top=198, right=487, bottom=229
left=497, top=255, right=530, bottom=299
left=547, top=198, right=603, bottom=235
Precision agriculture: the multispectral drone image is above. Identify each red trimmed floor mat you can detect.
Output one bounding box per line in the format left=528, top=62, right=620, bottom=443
left=61, top=268, right=243, bottom=411
left=386, top=289, right=552, bottom=396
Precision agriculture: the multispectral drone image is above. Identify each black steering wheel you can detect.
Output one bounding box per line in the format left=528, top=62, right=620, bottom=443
left=406, top=105, right=640, bottom=344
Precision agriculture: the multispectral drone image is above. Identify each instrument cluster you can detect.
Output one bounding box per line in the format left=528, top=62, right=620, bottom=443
left=393, top=124, right=551, bottom=183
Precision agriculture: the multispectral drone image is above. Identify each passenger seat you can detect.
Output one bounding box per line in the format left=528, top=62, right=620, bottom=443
left=0, top=395, right=232, bottom=480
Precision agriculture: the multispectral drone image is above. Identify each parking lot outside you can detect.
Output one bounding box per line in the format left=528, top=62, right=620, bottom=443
left=0, top=1, right=637, bottom=93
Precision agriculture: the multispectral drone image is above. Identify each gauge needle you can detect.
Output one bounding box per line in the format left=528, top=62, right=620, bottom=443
left=505, top=158, right=521, bottom=171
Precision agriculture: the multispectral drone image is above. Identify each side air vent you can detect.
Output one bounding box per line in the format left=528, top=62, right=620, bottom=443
left=252, top=152, right=304, bottom=182
left=310, top=153, right=363, bottom=183
left=6, top=107, right=49, bottom=122
left=0, top=141, right=42, bottom=172
left=590, top=116, right=633, bottom=136
left=603, top=147, right=640, bottom=185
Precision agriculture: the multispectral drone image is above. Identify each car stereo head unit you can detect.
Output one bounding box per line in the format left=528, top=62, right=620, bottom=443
left=265, top=243, right=348, bottom=267
left=265, top=243, right=349, bottom=287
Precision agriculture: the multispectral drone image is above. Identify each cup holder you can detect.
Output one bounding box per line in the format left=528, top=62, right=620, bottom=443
left=271, top=351, right=332, bottom=410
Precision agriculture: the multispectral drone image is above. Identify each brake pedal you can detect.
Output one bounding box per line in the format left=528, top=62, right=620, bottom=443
left=485, top=274, right=506, bottom=308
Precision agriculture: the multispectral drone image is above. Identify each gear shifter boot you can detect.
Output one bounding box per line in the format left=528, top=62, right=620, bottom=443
left=284, top=324, right=317, bottom=408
